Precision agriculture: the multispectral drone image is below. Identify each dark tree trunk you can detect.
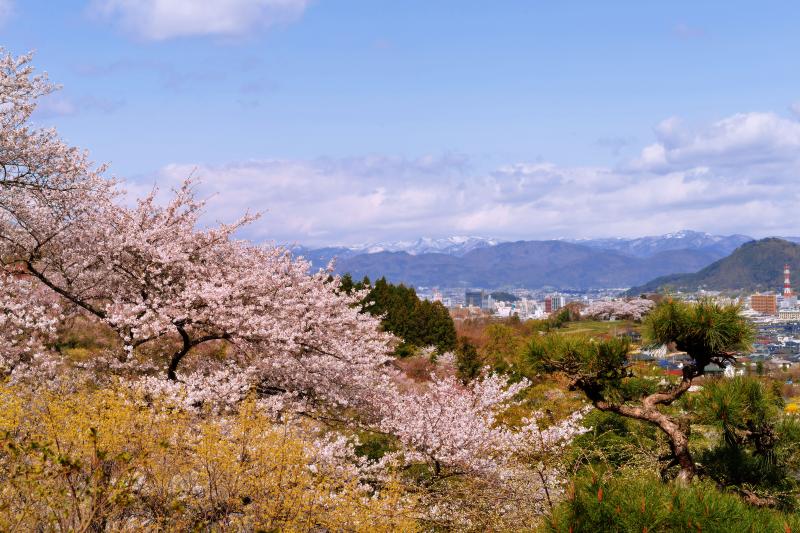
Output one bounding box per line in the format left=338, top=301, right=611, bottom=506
left=167, top=326, right=192, bottom=381
left=664, top=420, right=695, bottom=484
left=594, top=375, right=697, bottom=483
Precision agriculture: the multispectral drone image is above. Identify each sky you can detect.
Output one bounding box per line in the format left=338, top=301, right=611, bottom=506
left=3, top=0, right=800, bottom=246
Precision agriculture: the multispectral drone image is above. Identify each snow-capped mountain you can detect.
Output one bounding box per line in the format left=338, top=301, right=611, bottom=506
left=356, top=231, right=752, bottom=258
left=293, top=231, right=756, bottom=279
left=358, top=236, right=502, bottom=256
left=289, top=236, right=502, bottom=268
left=566, top=230, right=753, bottom=258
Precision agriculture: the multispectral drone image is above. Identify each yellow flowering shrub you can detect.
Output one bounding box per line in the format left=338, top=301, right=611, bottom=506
left=0, top=383, right=418, bottom=531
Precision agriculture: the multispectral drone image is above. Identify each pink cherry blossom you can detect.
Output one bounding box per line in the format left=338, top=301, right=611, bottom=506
left=583, top=298, right=655, bottom=321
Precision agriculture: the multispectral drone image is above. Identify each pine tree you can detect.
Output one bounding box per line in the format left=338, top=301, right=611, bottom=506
left=455, top=337, right=482, bottom=382
left=528, top=298, right=754, bottom=483
left=343, top=276, right=457, bottom=355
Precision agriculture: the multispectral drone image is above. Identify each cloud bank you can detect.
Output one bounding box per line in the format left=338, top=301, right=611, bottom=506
left=137, top=108, right=800, bottom=246
left=90, top=0, right=309, bottom=40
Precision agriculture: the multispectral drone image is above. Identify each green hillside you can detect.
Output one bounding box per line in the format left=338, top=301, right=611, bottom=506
left=629, top=238, right=800, bottom=293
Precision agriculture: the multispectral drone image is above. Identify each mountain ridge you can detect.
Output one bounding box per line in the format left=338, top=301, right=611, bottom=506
left=565, top=230, right=753, bottom=259
left=294, top=230, right=754, bottom=268
left=330, top=240, right=722, bottom=290
left=292, top=232, right=800, bottom=290
left=628, top=238, right=800, bottom=294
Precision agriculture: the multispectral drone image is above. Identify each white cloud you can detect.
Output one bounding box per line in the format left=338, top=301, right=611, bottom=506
left=90, top=0, right=309, bottom=40
left=34, top=93, right=124, bottom=119
left=631, top=112, right=800, bottom=174
left=124, top=105, right=800, bottom=246
left=672, top=22, right=706, bottom=39
left=136, top=147, right=798, bottom=247
left=0, top=0, right=12, bottom=26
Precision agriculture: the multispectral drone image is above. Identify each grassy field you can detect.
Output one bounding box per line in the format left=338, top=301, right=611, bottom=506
left=560, top=319, right=641, bottom=337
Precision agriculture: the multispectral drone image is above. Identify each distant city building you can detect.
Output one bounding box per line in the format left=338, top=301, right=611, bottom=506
left=511, top=298, right=546, bottom=320
left=545, top=294, right=566, bottom=313
left=779, top=309, right=800, bottom=321
left=785, top=264, right=794, bottom=298
left=465, top=290, right=492, bottom=311
left=782, top=264, right=798, bottom=309
left=465, top=290, right=482, bottom=308
left=751, top=293, right=778, bottom=316
left=493, top=302, right=513, bottom=318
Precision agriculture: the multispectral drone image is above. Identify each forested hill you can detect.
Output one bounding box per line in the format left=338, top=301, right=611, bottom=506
left=628, top=238, right=800, bottom=294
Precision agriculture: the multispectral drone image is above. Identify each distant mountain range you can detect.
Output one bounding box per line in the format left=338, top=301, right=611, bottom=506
left=292, top=236, right=501, bottom=267
left=291, top=230, right=772, bottom=289
left=296, top=231, right=753, bottom=267
left=334, top=241, right=728, bottom=289
left=628, top=238, right=800, bottom=294
left=565, top=230, right=753, bottom=259
left=358, top=236, right=504, bottom=256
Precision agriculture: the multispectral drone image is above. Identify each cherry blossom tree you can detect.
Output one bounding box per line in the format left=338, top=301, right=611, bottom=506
left=0, top=51, right=117, bottom=291
left=0, top=50, right=394, bottom=394
left=381, top=373, right=530, bottom=476
left=0, top=52, right=594, bottom=526
left=381, top=371, right=591, bottom=523
left=582, top=298, right=655, bottom=321
left=0, top=271, right=61, bottom=375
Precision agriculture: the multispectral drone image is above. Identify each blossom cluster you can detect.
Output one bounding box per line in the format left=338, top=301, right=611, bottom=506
left=0, top=273, right=61, bottom=375
left=582, top=298, right=655, bottom=321
left=381, top=372, right=529, bottom=474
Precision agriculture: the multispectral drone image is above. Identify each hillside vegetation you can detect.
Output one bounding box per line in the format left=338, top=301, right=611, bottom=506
left=4, top=51, right=800, bottom=532
left=631, top=238, right=800, bottom=294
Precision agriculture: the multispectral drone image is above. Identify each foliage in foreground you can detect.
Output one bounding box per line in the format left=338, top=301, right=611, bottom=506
left=0, top=383, right=417, bottom=531
left=690, top=376, right=800, bottom=507
left=0, top=373, right=594, bottom=532
left=0, top=50, right=593, bottom=531
left=547, top=471, right=800, bottom=533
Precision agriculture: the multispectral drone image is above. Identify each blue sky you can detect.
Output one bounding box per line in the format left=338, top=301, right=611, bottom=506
left=4, top=1, right=800, bottom=245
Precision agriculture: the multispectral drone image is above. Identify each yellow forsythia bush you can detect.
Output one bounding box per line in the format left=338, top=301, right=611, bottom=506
left=0, top=383, right=418, bottom=531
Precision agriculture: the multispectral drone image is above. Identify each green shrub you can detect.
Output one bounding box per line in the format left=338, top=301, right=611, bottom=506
left=571, top=410, right=661, bottom=470
left=548, top=471, right=800, bottom=533
left=688, top=376, right=800, bottom=508
left=455, top=337, right=482, bottom=382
